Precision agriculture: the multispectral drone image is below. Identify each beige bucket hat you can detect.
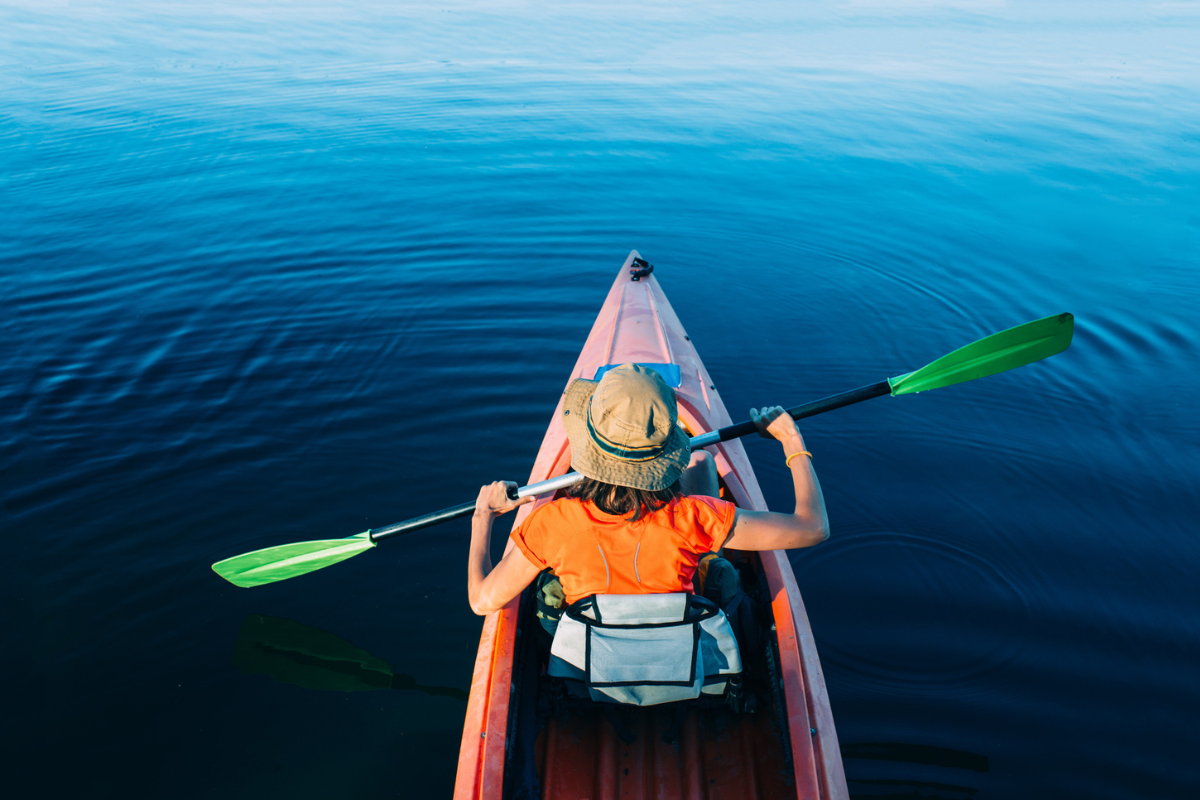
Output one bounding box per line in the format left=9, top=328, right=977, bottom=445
left=561, top=363, right=692, bottom=491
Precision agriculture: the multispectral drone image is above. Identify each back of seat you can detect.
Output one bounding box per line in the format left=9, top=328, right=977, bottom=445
left=547, top=593, right=742, bottom=706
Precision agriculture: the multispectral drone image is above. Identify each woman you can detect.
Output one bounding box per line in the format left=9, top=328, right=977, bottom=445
left=467, top=363, right=828, bottom=617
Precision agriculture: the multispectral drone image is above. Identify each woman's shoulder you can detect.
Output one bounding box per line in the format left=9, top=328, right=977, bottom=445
left=656, top=495, right=737, bottom=550
left=512, top=496, right=588, bottom=555
left=648, top=493, right=734, bottom=529
left=520, top=494, right=589, bottom=527
left=672, top=493, right=735, bottom=515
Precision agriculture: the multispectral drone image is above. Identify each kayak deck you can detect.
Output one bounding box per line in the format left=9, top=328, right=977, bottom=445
left=454, top=252, right=848, bottom=800
left=536, top=699, right=794, bottom=797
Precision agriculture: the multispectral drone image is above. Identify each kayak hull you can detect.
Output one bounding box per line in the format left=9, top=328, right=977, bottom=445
left=454, top=252, right=848, bottom=800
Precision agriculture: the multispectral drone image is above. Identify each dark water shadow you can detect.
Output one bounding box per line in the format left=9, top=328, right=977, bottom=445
left=842, top=742, right=989, bottom=800
left=232, top=613, right=468, bottom=701
left=845, top=778, right=977, bottom=800
left=842, top=741, right=989, bottom=772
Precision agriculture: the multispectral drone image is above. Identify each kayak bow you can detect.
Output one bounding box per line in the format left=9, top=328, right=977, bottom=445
left=454, top=252, right=849, bottom=800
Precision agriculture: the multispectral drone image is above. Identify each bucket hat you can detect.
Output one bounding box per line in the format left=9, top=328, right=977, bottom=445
left=561, top=363, right=691, bottom=491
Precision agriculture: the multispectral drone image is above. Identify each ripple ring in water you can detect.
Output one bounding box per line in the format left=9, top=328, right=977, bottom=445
left=793, top=529, right=1033, bottom=700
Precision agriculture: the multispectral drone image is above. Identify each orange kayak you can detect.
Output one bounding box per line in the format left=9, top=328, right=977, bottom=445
left=454, top=251, right=849, bottom=800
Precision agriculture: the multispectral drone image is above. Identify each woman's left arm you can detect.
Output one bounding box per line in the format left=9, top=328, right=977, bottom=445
left=467, top=481, right=541, bottom=615
left=722, top=406, right=830, bottom=551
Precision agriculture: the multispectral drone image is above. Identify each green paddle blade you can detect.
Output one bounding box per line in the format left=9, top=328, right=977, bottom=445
left=212, top=531, right=375, bottom=588
left=888, top=313, right=1074, bottom=396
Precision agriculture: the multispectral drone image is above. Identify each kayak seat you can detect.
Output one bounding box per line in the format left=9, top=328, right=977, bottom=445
left=547, top=593, right=743, bottom=706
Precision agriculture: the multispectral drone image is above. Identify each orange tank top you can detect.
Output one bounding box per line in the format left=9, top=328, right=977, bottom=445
left=509, top=495, right=737, bottom=606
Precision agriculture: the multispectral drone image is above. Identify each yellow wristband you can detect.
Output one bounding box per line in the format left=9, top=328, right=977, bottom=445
left=785, top=451, right=813, bottom=467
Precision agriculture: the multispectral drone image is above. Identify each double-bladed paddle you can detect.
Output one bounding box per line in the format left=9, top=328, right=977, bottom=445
left=212, top=312, right=1073, bottom=588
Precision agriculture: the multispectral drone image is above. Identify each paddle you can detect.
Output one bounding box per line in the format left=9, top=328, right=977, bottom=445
left=233, top=613, right=468, bottom=699
left=212, top=312, right=1073, bottom=588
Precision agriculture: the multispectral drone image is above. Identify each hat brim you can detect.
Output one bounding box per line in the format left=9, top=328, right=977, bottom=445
left=561, top=377, right=692, bottom=491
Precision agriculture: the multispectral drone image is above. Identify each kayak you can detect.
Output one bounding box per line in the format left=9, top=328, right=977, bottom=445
left=453, top=251, right=849, bottom=800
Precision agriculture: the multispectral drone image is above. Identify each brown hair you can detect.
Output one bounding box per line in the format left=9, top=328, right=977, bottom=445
left=564, top=476, right=682, bottom=521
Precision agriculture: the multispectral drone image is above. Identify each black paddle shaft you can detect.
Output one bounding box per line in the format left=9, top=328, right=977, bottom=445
left=369, top=379, right=893, bottom=543
left=714, top=380, right=892, bottom=442
left=369, top=501, right=478, bottom=542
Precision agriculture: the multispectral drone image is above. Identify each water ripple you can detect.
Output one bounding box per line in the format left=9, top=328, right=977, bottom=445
left=794, top=528, right=1032, bottom=699
left=3, top=2, right=1199, bottom=797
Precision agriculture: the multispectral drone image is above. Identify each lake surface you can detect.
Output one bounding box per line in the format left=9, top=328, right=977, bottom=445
left=3, top=1, right=1198, bottom=797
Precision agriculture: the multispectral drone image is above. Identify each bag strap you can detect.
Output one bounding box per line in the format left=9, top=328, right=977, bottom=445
left=563, top=593, right=720, bottom=628
left=720, top=585, right=746, bottom=618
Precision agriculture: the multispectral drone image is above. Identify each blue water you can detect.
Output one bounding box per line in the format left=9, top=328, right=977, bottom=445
left=4, top=1, right=1199, bottom=797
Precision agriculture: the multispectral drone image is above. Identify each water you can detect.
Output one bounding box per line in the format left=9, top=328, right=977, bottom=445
left=3, top=1, right=1199, bottom=797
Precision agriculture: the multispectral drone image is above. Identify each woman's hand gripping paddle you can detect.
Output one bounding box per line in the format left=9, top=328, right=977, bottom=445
left=212, top=312, right=1073, bottom=588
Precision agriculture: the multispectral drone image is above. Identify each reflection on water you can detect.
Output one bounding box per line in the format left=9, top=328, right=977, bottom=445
left=234, top=614, right=467, bottom=700
left=845, top=778, right=977, bottom=800
left=841, top=742, right=988, bottom=773
left=842, top=743, right=988, bottom=800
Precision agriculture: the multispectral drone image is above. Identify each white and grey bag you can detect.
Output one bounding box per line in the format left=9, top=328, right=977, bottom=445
left=547, top=593, right=742, bottom=706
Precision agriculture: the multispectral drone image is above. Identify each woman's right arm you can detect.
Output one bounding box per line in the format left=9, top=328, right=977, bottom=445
left=722, top=406, right=830, bottom=551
